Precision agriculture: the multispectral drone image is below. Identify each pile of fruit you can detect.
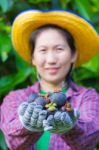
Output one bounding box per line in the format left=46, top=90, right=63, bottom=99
left=28, top=91, right=73, bottom=114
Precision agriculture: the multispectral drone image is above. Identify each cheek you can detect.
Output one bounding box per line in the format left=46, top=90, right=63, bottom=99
left=60, top=53, right=72, bottom=66
left=32, top=53, right=45, bottom=67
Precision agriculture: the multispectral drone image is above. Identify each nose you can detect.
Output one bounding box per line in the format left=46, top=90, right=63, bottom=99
left=46, top=52, right=57, bottom=64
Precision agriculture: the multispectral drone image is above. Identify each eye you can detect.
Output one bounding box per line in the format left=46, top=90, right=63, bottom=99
left=56, top=47, right=64, bottom=51
left=39, top=49, right=46, bottom=52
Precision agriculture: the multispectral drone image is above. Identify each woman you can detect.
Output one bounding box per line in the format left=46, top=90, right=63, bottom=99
left=0, top=10, right=99, bottom=150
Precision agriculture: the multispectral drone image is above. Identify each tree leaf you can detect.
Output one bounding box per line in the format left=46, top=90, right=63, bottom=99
left=82, top=53, right=99, bottom=76
left=0, top=130, right=7, bottom=150
left=60, top=0, right=70, bottom=9
left=73, top=53, right=99, bottom=84
left=0, top=68, right=33, bottom=95
left=29, top=0, right=50, bottom=4
left=75, top=0, right=93, bottom=20
left=0, top=0, right=13, bottom=12
left=0, top=32, right=12, bottom=62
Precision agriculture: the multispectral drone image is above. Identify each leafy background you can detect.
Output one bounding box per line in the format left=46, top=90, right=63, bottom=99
left=0, top=0, right=99, bottom=149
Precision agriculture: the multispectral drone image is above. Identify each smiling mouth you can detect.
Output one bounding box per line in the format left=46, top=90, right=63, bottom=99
left=45, top=67, right=60, bottom=74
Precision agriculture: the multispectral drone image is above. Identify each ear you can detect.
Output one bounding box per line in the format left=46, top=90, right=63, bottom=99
left=71, top=51, right=78, bottom=63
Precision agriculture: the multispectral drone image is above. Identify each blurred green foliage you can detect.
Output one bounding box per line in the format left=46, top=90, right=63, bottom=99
left=0, top=0, right=99, bottom=149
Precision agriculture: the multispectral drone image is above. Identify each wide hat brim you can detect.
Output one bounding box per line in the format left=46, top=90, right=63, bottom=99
left=11, top=10, right=99, bottom=67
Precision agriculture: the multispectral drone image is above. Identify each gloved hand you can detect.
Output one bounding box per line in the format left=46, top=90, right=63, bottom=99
left=18, top=101, right=48, bottom=132
left=43, top=109, right=80, bottom=134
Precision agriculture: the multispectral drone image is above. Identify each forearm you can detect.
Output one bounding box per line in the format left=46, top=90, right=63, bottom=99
left=0, top=90, right=43, bottom=150
left=61, top=120, right=99, bottom=150
left=1, top=114, right=42, bottom=150
left=61, top=89, right=99, bottom=150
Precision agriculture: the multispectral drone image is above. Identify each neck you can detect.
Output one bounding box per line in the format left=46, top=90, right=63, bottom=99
left=39, top=79, right=68, bottom=92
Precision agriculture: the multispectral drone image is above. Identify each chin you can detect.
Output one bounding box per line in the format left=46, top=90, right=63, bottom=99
left=46, top=78, right=64, bottom=84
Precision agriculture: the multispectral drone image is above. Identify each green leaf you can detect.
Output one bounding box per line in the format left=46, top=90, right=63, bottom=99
left=29, top=0, right=50, bottom=4
left=91, top=0, right=99, bottom=11
left=73, top=53, right=99, bottom=83
left=75, top=0, right=93, bottom=20
left=0, top=20, right=11, bottom=33
left=60, top=0, right=70, bottom=9
left=0, top=0, right=13, bottom=12
left=14, top=52, right=31, bottom=71
left=73, top=67, right=94, bottom=82
left=0, top=32, right=12, bottom=62
left=52, top=0, right=60, bottom=8
left=0, top=0, right=8, bottom=12
left=0, top=130, right=7, bottom=150
left=0, top=68, right=33, bottom=95
left=82, top=53, right=99, bottom=76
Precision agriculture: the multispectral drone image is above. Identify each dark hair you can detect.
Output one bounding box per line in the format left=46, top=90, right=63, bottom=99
left=29, top=25, right=77, bottom=91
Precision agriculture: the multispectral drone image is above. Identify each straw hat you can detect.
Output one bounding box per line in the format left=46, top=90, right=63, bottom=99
left=11, top=10, right=99, bottom=67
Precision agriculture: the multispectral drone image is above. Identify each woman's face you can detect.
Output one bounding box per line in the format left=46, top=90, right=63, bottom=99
left=32, top=29, right=77, bottom=85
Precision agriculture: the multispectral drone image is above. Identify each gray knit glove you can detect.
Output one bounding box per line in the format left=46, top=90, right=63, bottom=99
left=43, top=109, right=80, bottom=134
left=18, top=102, right=48, bottom=132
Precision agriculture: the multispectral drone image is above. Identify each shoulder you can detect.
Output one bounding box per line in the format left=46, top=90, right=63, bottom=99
left=70, top=82, right=99, bottom=109
left=73, top=82, right=99, bottom=100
